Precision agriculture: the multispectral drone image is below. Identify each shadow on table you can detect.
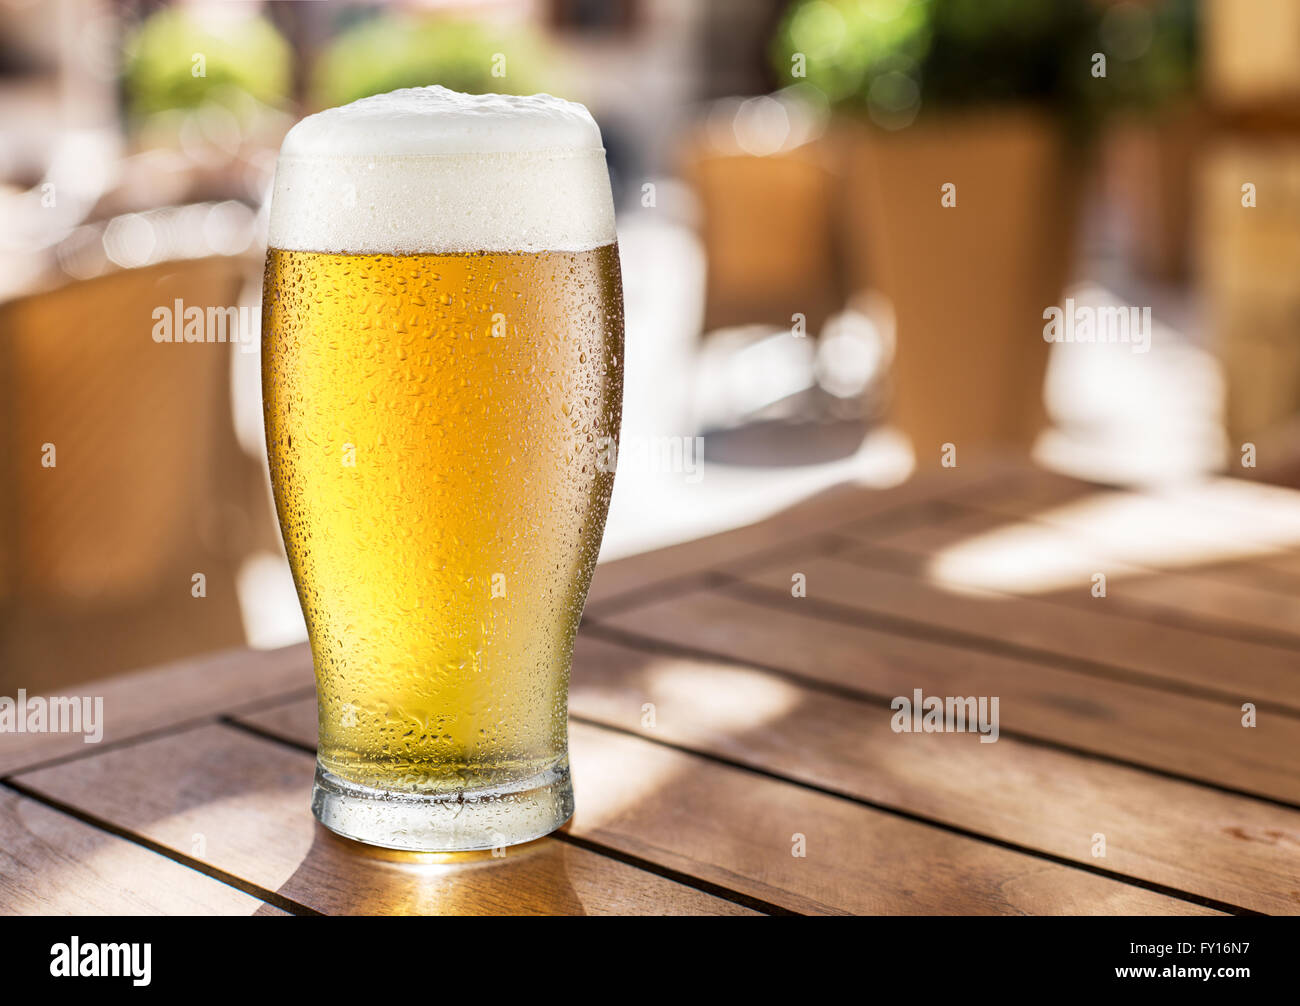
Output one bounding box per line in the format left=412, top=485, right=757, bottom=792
left=271, top=825, right=588, bottom=916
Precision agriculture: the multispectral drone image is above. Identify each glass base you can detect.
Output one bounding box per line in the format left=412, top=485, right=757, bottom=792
left=311, top=760, right=574, bottom=853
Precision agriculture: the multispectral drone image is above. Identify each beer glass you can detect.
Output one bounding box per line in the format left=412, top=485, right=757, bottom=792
left=261, top=87, right=623, bottom=851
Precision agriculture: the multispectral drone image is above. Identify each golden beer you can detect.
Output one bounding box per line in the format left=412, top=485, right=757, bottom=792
left=261, top=87, right=623, bottom=850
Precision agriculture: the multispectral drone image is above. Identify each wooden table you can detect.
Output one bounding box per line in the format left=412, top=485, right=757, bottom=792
left=4, top=458, right=1300, bottom=915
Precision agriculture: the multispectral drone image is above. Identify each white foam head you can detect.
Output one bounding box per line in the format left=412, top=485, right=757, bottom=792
left=268, top=86, right=616, bottom=254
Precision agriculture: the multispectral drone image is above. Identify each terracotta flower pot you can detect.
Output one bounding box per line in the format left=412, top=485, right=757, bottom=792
left=843, top=108, right=1082, bottom=455
left=1200, top=136, right=1300, bottom=448
left=683, top=130, right=843, bottom=335
left=1107, top=103, right=1202, bottom=283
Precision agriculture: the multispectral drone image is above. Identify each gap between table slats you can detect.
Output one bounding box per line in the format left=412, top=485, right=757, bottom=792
left=224, top=695, right=1229, bottom=915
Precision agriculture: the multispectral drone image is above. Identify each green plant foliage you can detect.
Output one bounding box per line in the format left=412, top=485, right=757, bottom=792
left=771, top=0, right=1107, bottom=124
left=312, top=15, right=551, bottom=109
left=1102, top=0, right=1199, bottom=111
left=774, top=0, right=931, bottom=104
left=123, top=8, right=292, bottom=119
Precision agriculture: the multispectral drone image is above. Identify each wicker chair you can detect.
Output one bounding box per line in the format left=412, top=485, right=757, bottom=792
left=0, top=254, right=274, bottom=691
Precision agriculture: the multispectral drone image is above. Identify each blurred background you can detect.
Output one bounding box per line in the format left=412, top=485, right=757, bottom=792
left=2, top=0, right=1297, bottom=690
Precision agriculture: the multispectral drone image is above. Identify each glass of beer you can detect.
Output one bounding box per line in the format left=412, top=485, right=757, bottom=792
left=261, top=87, right=623, bottom=851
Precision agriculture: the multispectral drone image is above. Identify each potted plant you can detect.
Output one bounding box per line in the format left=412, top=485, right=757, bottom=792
left=772, top=0, right=1102, bottom=454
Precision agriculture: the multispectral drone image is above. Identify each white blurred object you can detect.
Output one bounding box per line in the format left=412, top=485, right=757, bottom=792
left=237, top=551, right=306, bottom=649
left=692, top=326, right=817, bottom=429
left=600, top=426, right=913, bottom=562
left=731, top=95, right=790, bottom=156
left=1036, top=282, right=1226, bottom=485
left=704, top=84, right=830, bottom=157
left=617, top=210, right=706, bottom=442
left=816, top=305, right=889, bottom=400
left=599, top=207, right=912, bottom=562
left=0, top=128, right=121, bottom=255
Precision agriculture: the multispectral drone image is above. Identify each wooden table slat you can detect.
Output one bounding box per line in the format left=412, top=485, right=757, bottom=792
left=734, top=555, right=1300, bottom=711
left=576, top=635, right=1298, bottom=913
left=0, top=788, right=275, bottom=915
left=845, top=504, right=1300, bottom=645
left=0, top=645, right=312, bottom=777
left=958, top=468, right=1300, bottom=584
left=585, top=456, right=1032, bottom=614
left=233, top=696, right=1215, bottom=915
left=595, top=585, right=1300, bottom=804
left=9, top=458, right=1300, bottom=915
left=11, top=724, right=756, bottom=917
